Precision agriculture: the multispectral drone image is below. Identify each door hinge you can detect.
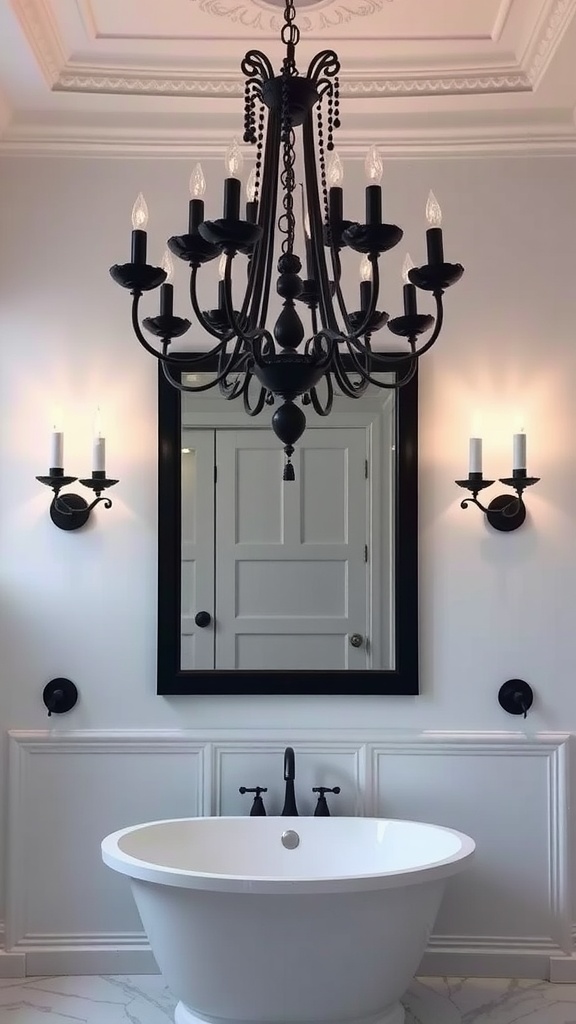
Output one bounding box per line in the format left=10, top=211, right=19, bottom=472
left=364, top=544, right=368, bottom=563
left=365, top=459, right=369, bottom=479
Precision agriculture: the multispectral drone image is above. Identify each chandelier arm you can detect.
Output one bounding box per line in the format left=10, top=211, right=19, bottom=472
left=221, top=254, right=275, bottom=351
left=189, top=266, right=235, bottom=342
left=328, top=344, right=368, bottom=398
left=307, top=50, right=340, bottom=92
left=129, top=294, right=196, bottom=365
left=160, top=337, right=247, bottom=392
left=242, top=372, right=268, bottom=416
left=344, top=338, right=418, bottom=388
left=309, top=371, right=334, bottom=416
left=241, top=50, right=275, bottom=86
left=346, top=256, right=380, bottom=341
left=218, top=351, right=254, bottom=399
left=247, top=106, right=282, bottom=333
left=385, top=290, right=444, bottom=363
left=302, top=110, right=339, bottom=334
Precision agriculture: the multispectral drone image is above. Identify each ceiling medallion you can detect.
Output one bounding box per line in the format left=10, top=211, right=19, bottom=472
left=189, top=0, right=392, bottom=33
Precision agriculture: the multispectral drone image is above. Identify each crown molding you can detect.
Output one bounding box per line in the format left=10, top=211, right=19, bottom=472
left=523, top=0, right=576, bottom=86
left=52, top=65, right=531, bottom=98
left=2, top=115, right=575, bottom=157
left=10, top=0, right=66, bottom=87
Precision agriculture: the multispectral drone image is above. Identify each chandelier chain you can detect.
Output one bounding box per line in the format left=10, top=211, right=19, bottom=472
left=279, top=68, right=297, bottom=254
left=281, top=0, right=300, bottom=56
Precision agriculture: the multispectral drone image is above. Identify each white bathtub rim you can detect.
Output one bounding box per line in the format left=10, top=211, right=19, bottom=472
left=101, top=816, right=476, bottom=895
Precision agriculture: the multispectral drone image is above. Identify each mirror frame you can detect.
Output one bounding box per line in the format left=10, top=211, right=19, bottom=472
left=157, top=356, right=418, bottom=696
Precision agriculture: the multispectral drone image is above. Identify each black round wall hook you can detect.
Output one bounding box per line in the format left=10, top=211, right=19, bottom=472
left=498, top=679, right=534, bottom=719
left=43, top=678, right=79, bottom=717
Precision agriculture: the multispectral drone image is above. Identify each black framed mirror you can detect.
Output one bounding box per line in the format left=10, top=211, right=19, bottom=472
left=157, top=356, right=418, bottom=696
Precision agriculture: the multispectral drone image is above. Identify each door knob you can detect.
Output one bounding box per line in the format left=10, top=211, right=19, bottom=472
left=194, top=611, right=212, bottom=628
left=349, top=633, right=363, bottom=648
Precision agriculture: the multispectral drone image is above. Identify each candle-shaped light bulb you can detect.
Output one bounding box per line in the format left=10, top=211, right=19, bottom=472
left=245, top=167, right=258, bottom=223
left=426, top=190, right=442, bottom=227
left=402, top=253, right=415, bottom=285
left=327, top=150, right=344, bottom=187
left=217, top=252, right=228, bottom=310
left=246, top=167, right=257, bottom=203
left=225, top=137, right=243, bottom=178
left=130, top=193, right=148, bottom=264
left=359, top=254, right=372, bottom=282
left=401, top=253, right=418, bottom=317
left=364, top=146, right=382, bottom=225
left=189, top=163, right=206, bottom=198
left=131, top=193, right=148, bottom=230
left=425, top=190, right=444, bottom=266
left=223, top=138, right=242, bottom=219
left=188, top=164, right=205, bottom=234
left=160, top=249, right=174, bottom=317
left=161, top=249, right=174, bottom=284
left=93, top=407, right=106, bottom=474
left=364, top=144, right=383, bottom=184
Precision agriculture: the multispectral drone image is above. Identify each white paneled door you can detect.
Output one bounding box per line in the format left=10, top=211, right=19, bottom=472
left=181, top=428, right=370, bottom=670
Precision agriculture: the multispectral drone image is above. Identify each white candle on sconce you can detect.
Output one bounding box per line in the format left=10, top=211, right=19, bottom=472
left=50, top=408, right=64, bottom=469
left=513, top=431, right=526, bottom=472
left=93, top=407, right=106, bottom=474
left=468, top=437, right=482, bottom=475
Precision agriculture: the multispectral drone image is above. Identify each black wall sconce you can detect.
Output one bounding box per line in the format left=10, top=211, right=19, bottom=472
left=456, top=433, right=539, bottom=531
left=36, top=412, right=118, bottom=530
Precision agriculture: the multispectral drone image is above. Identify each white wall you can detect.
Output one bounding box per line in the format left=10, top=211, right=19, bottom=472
left=1, top=151, right=575, bottom=974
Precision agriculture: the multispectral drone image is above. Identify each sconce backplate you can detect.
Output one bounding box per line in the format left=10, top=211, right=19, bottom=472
left=486, top=494, right=526, bottom=532
left=50, top=493, right=90, bottom=531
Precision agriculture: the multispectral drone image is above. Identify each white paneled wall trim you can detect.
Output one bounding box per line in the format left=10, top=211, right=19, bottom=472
left=3, top=729, right=573, bottom=979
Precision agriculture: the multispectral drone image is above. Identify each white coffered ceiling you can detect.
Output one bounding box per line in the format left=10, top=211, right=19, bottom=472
left=0, top=0, right=575, bottom=155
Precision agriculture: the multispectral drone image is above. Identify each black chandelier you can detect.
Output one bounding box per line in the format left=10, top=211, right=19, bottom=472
left=110, top=0, right=464, bottom=479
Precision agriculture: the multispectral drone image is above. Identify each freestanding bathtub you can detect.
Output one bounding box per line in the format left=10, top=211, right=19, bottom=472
left=102, top=816, right=475, bottom=1024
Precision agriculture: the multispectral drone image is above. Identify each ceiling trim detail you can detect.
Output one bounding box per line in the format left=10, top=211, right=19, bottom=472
left=9, top=0, right=556, bottom=100
left=53, top=68, right=531, bottom=98
left=524, top=0, right=576, bottom=85
left=10, top=0, right=66, bottom=87
left=2, top=118, right=576, bottom=158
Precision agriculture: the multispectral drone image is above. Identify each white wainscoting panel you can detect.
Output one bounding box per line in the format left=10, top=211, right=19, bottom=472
left=3, top=729, right=573, bottom=979
left=372, top=734, right=572, bottom=979
left=6, top=732, right=207, bottom=975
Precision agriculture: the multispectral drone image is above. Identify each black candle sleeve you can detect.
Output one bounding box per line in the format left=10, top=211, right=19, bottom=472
left=131, top=229, right=147, bottom=265
left=426, top=227, right=444, bottom=266
left=188, top=199, right=204, bottom=235
left=403, top=283, right=418, bottom=317
left=218, top=280, right=226, bottom=311
left=365, top=185, right=382, bottom=226
left=360, top=280, right=371, bottom=313
left=328, top=187, right=343, bottom=230
left=223, top=178, right=241, bottom=220
left=245, top=200, right=258, bottom=224
left=160, top=283, right=174, bottom=319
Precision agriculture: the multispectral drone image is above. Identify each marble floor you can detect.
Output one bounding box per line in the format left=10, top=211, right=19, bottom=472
left=1, top=975, right=576, bottom=1024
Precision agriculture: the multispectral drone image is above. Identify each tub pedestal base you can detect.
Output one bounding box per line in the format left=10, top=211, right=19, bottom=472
left=174, top=1000, right=405, bottom=1024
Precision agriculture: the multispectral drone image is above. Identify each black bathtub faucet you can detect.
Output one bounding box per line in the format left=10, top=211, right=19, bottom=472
left=282, top=746, right=299, bottom=816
